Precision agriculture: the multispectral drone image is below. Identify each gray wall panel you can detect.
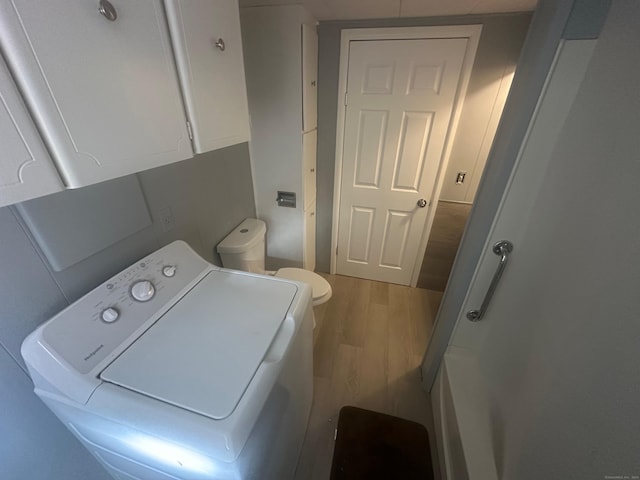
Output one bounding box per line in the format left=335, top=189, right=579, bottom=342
left=138, top=142, right=256, bottom=265
left=16, top=175, right=152, bottom=271
left=563, top=0, right=611, bottom=39
left=0, top=208, right=66, bottom=371
left=48, top=226, right=159, bottom=302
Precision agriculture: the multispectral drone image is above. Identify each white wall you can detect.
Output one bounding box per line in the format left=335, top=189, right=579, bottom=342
left=438, top=20, right=525, bottom=203
left=241, top=6, right=317, bottom=269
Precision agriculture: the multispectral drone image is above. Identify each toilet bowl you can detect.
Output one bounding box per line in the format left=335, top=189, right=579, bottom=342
left=274, top=268, right=332, bottom=306
left=216, top=218, right=332, bottom=307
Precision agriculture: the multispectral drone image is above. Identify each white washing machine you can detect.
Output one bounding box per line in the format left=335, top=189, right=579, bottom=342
left=21, top=241, right=314, bottom=480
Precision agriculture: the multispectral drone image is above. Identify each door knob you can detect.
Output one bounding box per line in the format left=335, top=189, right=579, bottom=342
left=417, top=199, right=428, bottom=208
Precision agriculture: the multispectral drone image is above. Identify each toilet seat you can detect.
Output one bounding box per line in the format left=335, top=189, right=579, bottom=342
left=275, top=268, right=332, bottom=306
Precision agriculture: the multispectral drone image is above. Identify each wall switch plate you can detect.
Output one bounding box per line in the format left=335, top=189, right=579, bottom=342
left=456, top=172, right=467, bottom=184
left=158, top=207, right=175, bottom=232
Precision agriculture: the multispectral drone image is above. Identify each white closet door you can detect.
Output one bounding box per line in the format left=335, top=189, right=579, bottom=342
left=0, top=0, right=193, bottom=187
left=0, top=56, right=62, bottom=207
left=301, top=24, right=317, bottom=133
left=165, top=0, right=250, bottom=153
left=302, top=129, right=317, bottom=210
left=304, top=201, right=316, bottom=271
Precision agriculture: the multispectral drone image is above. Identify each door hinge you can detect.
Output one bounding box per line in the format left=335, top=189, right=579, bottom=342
left=344, top=92, right=348, bottom=106
left=186, top=120, right=193, bottom=140
left=336, top=246, right=338, bottom=256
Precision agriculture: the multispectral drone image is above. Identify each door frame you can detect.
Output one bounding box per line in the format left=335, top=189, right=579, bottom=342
left=330, top=25, right=482, bottom=286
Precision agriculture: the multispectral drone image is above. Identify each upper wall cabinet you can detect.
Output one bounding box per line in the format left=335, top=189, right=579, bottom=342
left=0, top=0, right=193, bottom=188
left=164, top=0, right=250, bottom=153
left=0, top=55, right=62, bottom=207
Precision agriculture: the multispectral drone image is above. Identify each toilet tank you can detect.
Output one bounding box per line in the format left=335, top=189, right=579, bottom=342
left=216, top=218, right=267, bottom=273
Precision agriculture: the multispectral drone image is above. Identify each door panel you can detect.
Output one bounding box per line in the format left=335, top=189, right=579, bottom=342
left=0, top=55, right=62, bottom=206
left=354, top=110, right=387, bottom=187
left=337, top=38, right=468, bottom=284
left=379, top=210, right=412, bottom=268
left=302, top=129, right=317, bottom=210
left=347, top=206, right=375, bottom=263
left=302, top=24, right=318, bottom=132
left=407, top=63, right=444, bottom=94
left=362, top=64, right=395, bottom=94
left=164, top=0, right=250, bottom=153
left=393, top=111, right=433, bottom=192
left=0, top=0, right=192, bottom=187
left=303, top=201, right=316, bottom=270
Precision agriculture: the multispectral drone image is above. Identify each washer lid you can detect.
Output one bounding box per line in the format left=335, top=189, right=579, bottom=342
left=100, top=270, right=297, bottom=420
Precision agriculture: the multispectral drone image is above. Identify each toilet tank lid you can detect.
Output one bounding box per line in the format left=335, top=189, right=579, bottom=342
left=217, top=218, right=266, bottom=254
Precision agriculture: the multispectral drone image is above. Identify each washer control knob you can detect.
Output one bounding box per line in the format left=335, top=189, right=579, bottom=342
left=131, top=280, right=155, bottom=302
left=162, top=265, right=177, bottom=277
left=101, top=307, right=119, bottom=323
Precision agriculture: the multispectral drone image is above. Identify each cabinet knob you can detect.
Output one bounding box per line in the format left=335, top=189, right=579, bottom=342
left=98, top=0, right=117, bottom=21
left=215, top=38, right=226, bottom=51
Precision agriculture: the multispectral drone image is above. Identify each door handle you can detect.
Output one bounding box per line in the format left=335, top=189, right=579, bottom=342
left=466, top=240, right=513, bottom=322
left=417, top=199, right=428, bottom=208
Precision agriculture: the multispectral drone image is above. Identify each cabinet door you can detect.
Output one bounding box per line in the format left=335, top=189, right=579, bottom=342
left=303, top=201, right=316, bottom=271
left=165, top=0, right=250, bottom=153
left=0, top=56, right=62, bottom=207
left=302, top=129, right=317, bottom=210
left=0, top=0, right=193, bottom=188
left=301, top=24, right=317, bottom=133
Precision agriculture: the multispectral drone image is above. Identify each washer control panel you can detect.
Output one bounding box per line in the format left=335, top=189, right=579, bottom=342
left=42, top=241, right=211, bottom=374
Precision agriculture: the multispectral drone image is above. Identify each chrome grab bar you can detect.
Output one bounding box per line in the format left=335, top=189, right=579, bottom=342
left=466, top=240, right=513, bottom=322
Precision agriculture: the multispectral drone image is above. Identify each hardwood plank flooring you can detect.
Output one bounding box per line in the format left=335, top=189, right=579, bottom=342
left=294, top=274, right=444, bottom=480
left=417, top=200, right=472, bottom=291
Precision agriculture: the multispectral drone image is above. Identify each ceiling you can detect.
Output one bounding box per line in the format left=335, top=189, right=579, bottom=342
left=238, top=0, right=538, bottom=21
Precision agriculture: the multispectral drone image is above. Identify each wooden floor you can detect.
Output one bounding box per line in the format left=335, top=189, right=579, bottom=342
left=417, top=201, right=472, bottom=291
left=293, top=274, right=443, bottom=480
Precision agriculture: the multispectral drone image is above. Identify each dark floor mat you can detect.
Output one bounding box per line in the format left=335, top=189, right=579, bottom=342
left=330, top=406, right=434, bottom=480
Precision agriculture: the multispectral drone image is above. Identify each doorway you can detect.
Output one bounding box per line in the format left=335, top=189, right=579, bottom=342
left=331, top=26, right=481, bottom=286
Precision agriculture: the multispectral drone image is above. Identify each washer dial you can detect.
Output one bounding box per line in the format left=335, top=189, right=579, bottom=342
left=130, top=280, right=155, bottom=302
left=101, top=307, right=119, bottom=323
left=162, top=265, right=177, bottom=277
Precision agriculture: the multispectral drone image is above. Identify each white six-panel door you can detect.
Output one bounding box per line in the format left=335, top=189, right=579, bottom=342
left=336, top=38, right=468, bottom=284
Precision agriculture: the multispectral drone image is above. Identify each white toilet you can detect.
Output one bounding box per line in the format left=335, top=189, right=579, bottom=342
left=217, top=218, right=332, bottom=306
